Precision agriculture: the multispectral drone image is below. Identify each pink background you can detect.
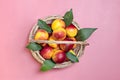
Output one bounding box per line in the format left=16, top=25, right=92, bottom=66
left=0, top=0, right=120, bottom=80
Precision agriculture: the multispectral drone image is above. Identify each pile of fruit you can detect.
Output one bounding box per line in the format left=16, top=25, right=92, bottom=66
left=34, top=18, right=79, bottom=63
left=26, top=9, right=97, bottom=71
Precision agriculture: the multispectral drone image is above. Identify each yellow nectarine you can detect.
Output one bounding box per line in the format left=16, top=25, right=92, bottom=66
left=51, top=19, right=65, bottom=30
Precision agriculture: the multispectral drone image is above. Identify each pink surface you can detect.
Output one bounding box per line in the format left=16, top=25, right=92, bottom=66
left=0, top=0, right=120, bottom=80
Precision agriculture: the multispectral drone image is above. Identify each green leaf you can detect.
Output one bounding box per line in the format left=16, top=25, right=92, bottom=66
left=76, top=28, right=97, bottom=41
left=66, top=52, right=79, bottom=63
left=40, top=60, right=55, bottom=72
left=37, top=19, right=52, bottom=33
left=63, top=9, right=73, bottom=26
left=26, top=42, right=42, bottom=51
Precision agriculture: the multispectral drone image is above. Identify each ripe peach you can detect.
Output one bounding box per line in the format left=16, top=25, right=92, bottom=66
left=52, top=50, right=66, bottom=63
left=40, top=46, right=53, bottom=59
left=34, top=29, right=49, bottom=40
left=69, top=37, right=77, bottom=48
left=60, top=38, right=74, bottom=52
left=66, top=24, right=78, bottom=37
left=52, top=28, right=66, bottom=41
left=51, top=19, right=65, bottom=30
left=48, top=36, right=59, bottom=49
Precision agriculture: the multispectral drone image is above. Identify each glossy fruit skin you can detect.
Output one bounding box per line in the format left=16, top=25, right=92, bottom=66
left=48, top=36, right=59, bottom=49
left=51, top=19, right=65, bottom=30
left=52, top=50, right=66, bottom=63
left=52, top=28, right=66, bottom=41
left=69, top=37, right=77, bottom=48
left=40, top=46, right=53, bottom=59
left=34, top=29, right=49, bottom=40
left=66, top=24, right=78, bottom=37
left=59, top=38, right=74, bottom=52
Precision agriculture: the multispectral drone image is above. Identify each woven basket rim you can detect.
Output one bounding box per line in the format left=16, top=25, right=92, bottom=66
left=28, top=16, right=87, bottom=68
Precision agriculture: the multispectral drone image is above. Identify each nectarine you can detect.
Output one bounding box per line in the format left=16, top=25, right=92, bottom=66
left=60, top=38, right=74, bottom=52
left=48, top=36, right=59, bottom=49
left=52, top=28, right=66, bottom=41
left=51, top=19, right=65, bottom=30
left=40, top=46, right=53, bottom=59
left=52, top=50, right=66, bottom=63
left=34, top=29, right=49, bottom=40
left=66, top=24, right=78, bottom=37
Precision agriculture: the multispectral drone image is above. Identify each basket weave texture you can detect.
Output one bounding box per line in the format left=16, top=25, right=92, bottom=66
left=29, top=16, right=87, bottom=68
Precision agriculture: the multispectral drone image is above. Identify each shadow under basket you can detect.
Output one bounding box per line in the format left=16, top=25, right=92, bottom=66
left=28, top=16, right=88, bottom=68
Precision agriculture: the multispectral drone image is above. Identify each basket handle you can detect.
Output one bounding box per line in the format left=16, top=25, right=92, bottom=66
left=30, top=39, right=89, bottom=46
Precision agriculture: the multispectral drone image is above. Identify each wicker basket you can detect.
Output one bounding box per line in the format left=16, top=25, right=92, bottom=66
left=28, top=16, right=88, bottom=68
